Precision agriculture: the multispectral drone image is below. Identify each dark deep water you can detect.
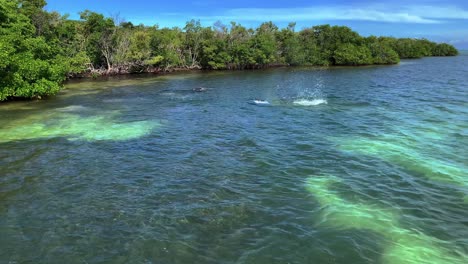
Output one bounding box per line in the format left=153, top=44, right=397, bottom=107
left=0, top=54, right=467, bottom=263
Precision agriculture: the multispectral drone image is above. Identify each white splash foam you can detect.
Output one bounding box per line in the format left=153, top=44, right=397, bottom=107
left=252, top=100, right=270, bottom=105
left=293, top=99, right=327, bottom=106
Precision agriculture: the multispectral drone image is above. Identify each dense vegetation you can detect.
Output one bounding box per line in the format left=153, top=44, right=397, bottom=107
left=0, top=0, right=459, bottom=101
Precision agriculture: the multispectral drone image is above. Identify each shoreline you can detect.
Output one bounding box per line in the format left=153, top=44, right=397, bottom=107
left=67, top=63, right=293, bottom=79
left=65, top=62, right=396, bottom=82
left=66, top=52, right=467, bottom=83
left=68, top=53, right=467, bottom=82
left=0, top=56, right=457, bottom=103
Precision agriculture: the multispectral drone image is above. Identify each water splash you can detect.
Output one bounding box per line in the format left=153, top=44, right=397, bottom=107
left=293, top=99, right=328, bottom=106
left=276, top=70, right=328, bottom=106
left=0, top=110, right=158, bottom=142
left=293, top=83, right=327, bottom=106
left=306, top=176, right=467, bottom=264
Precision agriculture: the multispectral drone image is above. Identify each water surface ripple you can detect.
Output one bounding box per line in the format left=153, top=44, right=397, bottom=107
left=0, top=55, right=467, bottom=263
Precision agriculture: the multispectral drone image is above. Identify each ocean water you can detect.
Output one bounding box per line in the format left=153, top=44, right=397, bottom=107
left=0, top=54, right=467, bottom=263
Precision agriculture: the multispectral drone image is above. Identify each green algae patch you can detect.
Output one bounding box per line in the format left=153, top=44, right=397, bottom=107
left=0, top=111, right=158, bottom=142
left=333, top=137, right=468, bottom=188
left=306, top=176, right=467, bottom=264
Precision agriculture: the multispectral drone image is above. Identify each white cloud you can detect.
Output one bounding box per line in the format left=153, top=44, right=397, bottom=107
left=405, top=5, right=468, bottom=19
left=197, top=5, right=468, bottom=24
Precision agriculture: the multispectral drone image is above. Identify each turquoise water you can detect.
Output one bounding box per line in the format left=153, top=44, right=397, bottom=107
left=0, top=54, right=467, bottom=263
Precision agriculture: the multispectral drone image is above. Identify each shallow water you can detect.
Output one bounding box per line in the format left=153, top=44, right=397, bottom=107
left=0, top=54, right=467, bottom=263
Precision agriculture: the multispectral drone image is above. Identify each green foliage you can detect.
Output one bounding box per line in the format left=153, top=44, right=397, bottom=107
left=129, top=30, right=151, bottom=62
left=391, top=38, right=425, bottom=58
left=432, top=43, right=458, bottom=56
left=146, top=55, right=164, bottom=66
left=18, top=0, right=46, bottom=17
left=199, top=27, right=230, bottom=69
left=150, top=27, right=185, bottom=69
left=78, top=10, right=115, bottom=67
left=366, top=37, right=400, bottom=64
left=298, top=28, right=328, bottom=66
left=250, top=22, right=278, bottom=66
left=65, top=51, right=90, bottom=75
left=226, top=22, right=254, bottom=69
left=333, top=43, right=373, bottom=66
left=277, top=23, right=306, bottom=65
left=0, top=0, right=67, bottom=100
left=184, top=19, right=203, bottom=67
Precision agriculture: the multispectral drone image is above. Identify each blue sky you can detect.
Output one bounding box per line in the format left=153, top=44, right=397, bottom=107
left=45, top=0, right=468, bottom=48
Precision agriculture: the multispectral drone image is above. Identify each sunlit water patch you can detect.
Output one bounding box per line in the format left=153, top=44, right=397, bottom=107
left=306, top=176, right=467, bottom=264
left=0, top=109, right=158, bottom=142
left=333, top=136, right=467, bottom=186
